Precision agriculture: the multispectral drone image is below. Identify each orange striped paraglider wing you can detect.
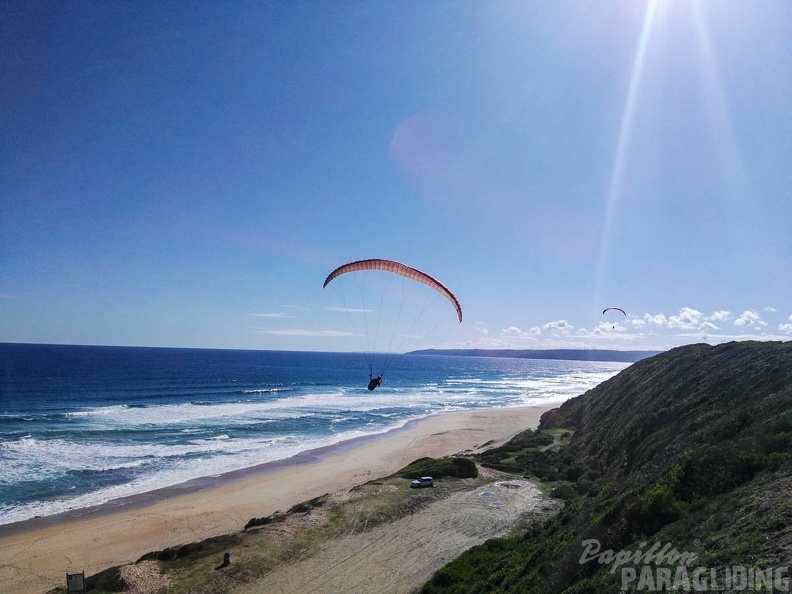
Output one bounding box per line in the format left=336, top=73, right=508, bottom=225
left=323, top=259, right=462, bottom=322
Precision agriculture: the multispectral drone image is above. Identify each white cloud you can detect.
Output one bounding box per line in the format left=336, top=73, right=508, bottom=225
left=472, top=322, right=489, bottom=335
left=765, top=307, right=777, bottom=313
left=734, top=310, right=758, bottom=326
left=458, top=306, right=790, bottom=352
left=708, top=310, right=732, bottom=322
left=734, top=310, right=766, bottom=327
left=596, top=321, right=626, bottom=333
left=675, top=332, right=717, bottom=341
left=463, top=338, right=512, bottom=349
left=259, top=329, right=358, bottom=337
left=688, top=331, right=790, bottom=342
left=644, top=313, right=667, bottom=326
left=251, top=312, right=295, bottom=318
left=668, top=308, right=704, bottom=329
left=587, top=325, right=637, bottom=340
left=499, top=326, right=542, bottom=339
left=542, top=320, right=574, bottom=333
left=327, top=307, right=372, bottom=313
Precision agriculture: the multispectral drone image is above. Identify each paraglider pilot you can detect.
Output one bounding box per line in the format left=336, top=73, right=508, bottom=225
left=368, top=374, right=382, bottom=391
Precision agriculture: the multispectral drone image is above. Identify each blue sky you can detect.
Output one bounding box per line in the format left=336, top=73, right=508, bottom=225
left=2, top=1, right=791, bottom=352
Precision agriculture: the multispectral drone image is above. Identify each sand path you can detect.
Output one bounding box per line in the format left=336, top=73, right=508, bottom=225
left=244, top=477, right=556, bottom=594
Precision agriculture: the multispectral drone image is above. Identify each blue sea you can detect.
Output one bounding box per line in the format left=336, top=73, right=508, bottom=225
left=0, top=343, right=627, bottom=527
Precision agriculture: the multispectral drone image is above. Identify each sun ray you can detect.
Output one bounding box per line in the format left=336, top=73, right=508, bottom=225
left=690, top=0, right=748, bottom=195
left=689, top=0, right=783, bottom=279
left=594, top=0, right=661, bottom=318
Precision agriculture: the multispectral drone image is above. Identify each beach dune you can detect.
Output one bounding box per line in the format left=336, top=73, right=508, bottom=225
left=0, top=405, right=552, bottom=594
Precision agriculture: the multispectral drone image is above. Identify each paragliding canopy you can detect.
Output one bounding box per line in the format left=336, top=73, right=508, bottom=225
left=324, top=259, right=462, bottom=322
left=323, top=258, right=462, bottom=385
left=602, top=307, right=627, bottom=330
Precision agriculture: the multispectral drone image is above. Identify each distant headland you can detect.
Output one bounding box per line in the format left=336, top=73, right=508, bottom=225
left=406, top=348, right=662, bottom=363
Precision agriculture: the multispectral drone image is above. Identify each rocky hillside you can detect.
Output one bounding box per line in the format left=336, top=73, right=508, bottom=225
left=422, top=341, right=792, bottom=593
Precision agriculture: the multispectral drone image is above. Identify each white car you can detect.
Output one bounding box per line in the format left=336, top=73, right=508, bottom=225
left=410, top=476, right=434, bottom=488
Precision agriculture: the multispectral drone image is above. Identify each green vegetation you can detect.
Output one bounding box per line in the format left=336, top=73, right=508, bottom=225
left=45, top=567, right=128, bottom=594
left=477, top=428, right=585, bottom=484
left=548, top=483, right=578, bottom=501
left=85, top=568, right=126, bottom=593
left=138, top=535, right=241, bottom=563
left=398, top=456, right=478, bottom=479
left=244, top=493, right=329, bottom=529
left=287, top=493, right=329, bottom=514
left=421, top=341, right=792, bottom=593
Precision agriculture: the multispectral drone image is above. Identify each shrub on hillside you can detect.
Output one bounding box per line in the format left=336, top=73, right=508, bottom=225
left=399, top=456, right=478, bottom=479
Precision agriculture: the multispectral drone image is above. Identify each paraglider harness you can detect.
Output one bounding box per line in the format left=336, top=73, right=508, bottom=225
left=368, top=374, right=382, bottom=391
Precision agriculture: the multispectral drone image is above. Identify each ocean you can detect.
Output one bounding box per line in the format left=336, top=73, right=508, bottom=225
left=0, top=343, right=628, bottom=527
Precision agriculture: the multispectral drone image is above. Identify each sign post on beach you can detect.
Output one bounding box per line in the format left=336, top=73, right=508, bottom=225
left=66, top=572, right=85, bottom=592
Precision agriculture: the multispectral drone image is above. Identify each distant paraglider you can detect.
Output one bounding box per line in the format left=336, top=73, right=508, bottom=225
left=602, top=307, right=627, bottom=329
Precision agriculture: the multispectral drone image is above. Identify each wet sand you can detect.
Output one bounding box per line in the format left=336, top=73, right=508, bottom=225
left=0, top=405, right=553, bottom=594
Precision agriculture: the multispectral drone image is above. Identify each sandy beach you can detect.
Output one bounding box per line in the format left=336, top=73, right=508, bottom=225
left=0, top=405, right=553, bottom=594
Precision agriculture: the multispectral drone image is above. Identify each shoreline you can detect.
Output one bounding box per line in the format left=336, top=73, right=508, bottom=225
left=0, top=404, right=554, bottom=594
left=0, top=413, right=434, bottom=538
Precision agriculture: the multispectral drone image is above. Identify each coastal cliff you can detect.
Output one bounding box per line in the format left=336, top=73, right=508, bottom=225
left=422, top=341, right=792, bottom=593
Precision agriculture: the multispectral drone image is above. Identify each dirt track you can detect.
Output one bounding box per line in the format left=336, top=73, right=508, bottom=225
left=240, top=477, right=559, bottom=594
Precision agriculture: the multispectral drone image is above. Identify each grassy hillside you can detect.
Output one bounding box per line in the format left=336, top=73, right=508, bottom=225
left=421, top=341, right=792, bottom=593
